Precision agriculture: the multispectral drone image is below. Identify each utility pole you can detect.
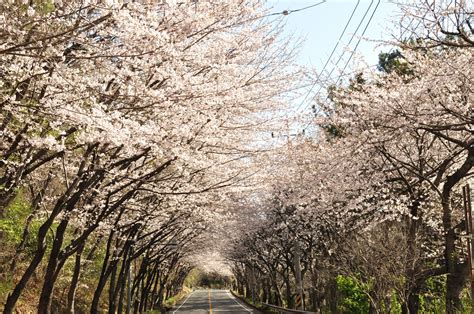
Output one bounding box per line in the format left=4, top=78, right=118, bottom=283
left=126, top=245, right=134, bottom=314
left=463, top=185, right=474, bottom=308
left=294, top=241, right=304, bottom=311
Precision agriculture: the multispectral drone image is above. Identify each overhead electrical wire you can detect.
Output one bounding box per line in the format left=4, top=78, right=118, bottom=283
left=334, top=0, right=381, bottom=86
left=293, top=0, right=361, bottom=115
left=301, top=0, right=382, bottom=132
left=297, top=0, right=376, bottom=116
left=265, top=1, right=328, bottom=18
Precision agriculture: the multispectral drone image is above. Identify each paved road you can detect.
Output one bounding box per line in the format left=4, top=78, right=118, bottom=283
left=171, top=289, right=258, bottom=313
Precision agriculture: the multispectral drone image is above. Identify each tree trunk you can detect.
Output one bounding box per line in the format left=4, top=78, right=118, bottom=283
left=402, top=200, right=421, bottom=314
left=142, top=266, right=157, bottom=312
left=91, top=231, right=116, bottom=313
left=369, top=303, right=377, bottom=314
left=408, top=292, right=420, bottom=314
left=67, top=243, right=84, bottom=314
left=151, top=269, right=161, bottom=309
left=284, top=275, right=292, bottom=308
left=445, top=222, right=461, bottom=313
left=108, top=263, right=118, bottom=314
left=270, top=278, right=282, bottom=306
left=238, top=281, right=244, bottom=296
left=38, top=219, right=69, bottom=314
left=443, top=148, right=473, bottom=313
left=262, top=278, right=268, bottom=303
left=3, top=220, right=51, bottom=313
left=117, top=266, right=127, bottom=314
left=113, top=248, right=132, bottom=314
left=328, top=278, right=338, bottom=314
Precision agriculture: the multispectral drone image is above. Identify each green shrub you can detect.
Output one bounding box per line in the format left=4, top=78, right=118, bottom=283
left=0, top=190, right=31, bottom=245
left=336, top=275, right=370, bottom=314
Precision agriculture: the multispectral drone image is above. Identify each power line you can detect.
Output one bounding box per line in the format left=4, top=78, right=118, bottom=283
left=297, top=0, right=375, bottom=116
left=293, top=0, right=361, bottom=114
left=298, top=63, right=378, bottom=131
left=318, top=0, right=375, bottom=86
left=335, top=0, right=381, bottom=86
left=300, top=1, right=382, bottom=133
left=265, top=1, right=327, bottom=18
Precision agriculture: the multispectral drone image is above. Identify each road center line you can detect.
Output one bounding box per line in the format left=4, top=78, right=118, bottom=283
left=208, top=289, right=213, bottom=314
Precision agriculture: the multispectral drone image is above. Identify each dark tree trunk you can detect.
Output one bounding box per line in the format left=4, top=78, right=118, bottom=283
left=67, top=243, right=84, bottom=314
left=443, top=149, right=473, bottom=313
left=274, top=290, right=280, bottom=306
left=408, top=292, right=420, bottom=314
left=401, top=200, right=422, bottom=314
left=108, top=263, right=118, bottom=314
left=328, top=278, right=338, bottom=314
left=238, top=281, right=244, bottom=296
left=270, top=278, right=282, bottom=306
left=117, top=265, right=127, bottom=314
left=151, top=268, right=161, bottom=309
left=445, top=224, right=461, bottom=313
left=284, top=275, right=292, bottom=308
left=38, top=219, right=69, bottom=314
left=369, top=293, right=377, bottom=314
left=91, top=230, right=116, bottom=313
left=3, top=219, right=52, bottom=314
left=141, top=264, right=158, bottom=312
left=262, top=278, right=268, bottom=303
left=146, top=268, right=159, bottom=311
left=311, top=288, right=317, bottom=311
left=401, top=297, right=410, bottom=314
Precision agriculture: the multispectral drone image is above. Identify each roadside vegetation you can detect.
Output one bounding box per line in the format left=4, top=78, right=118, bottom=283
left=1, top=1, right=472, bottom=313
left=224, top=1, right=474, bottom=313
left=0, top=0, right=297, bottom=312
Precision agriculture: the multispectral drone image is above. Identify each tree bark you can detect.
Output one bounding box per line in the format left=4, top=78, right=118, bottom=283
left=38, top=219, right=69, bottom=314
left=408, top=292, right=420, bottom=314
left=91, top=230, right=116, bottom=313
left=443, top=149, right=473, bottom=313
left=284, top=274, right=292, bottom=308
left=108, top=263, right=118, bottom=314
left=67, top=243, right=84, bottom=314
left=3, top=217, right=53, bottom=313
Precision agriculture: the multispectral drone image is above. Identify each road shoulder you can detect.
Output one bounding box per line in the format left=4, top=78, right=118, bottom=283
left=229, top=290, right=263, bottom=313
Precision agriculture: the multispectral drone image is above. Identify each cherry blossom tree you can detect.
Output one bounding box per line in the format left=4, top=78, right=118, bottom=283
left=328, top=41, right=473, bottom=311
left=224, top=2, right=472, bottom=310
left=0, top=0, right=301, bottom=312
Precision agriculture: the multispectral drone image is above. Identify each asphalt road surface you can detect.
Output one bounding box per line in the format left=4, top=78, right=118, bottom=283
left=171, top=289, right=258, bottom=313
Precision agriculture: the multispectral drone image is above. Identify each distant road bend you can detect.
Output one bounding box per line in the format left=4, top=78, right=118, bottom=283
left=172, top=289, right=258, bottom=313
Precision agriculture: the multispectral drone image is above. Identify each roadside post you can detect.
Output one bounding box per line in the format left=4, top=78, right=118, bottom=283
left=294, top=241, right=304, bottom=311
left=463, top=184, right=474, bottom=308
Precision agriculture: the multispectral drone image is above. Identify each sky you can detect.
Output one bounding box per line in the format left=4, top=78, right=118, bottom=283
left=266, top=0, right=401, bottom=75
left=264, top=0, right=402, bottom=130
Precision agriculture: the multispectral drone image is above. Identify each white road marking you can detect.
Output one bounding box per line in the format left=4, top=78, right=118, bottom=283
left=172, top=290, right=196, bottom=314
left=226, top=290, right=252, bottom=313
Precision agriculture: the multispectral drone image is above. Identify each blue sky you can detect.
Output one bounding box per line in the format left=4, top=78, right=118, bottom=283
left=264, top=1, right=402, bottom=133
left=266, top=0, right=400, bottom=72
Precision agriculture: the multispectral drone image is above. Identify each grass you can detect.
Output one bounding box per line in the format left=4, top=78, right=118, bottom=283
left=162, top=286, right=193, bottom=311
